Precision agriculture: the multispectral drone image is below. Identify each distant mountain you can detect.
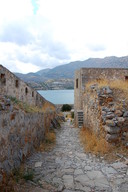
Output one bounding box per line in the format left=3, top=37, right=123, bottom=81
left=15, top=56, right=128, bottom=84
left=43, top=56, right=128, bottom=79
left=36, top=68, right=51, bottom=76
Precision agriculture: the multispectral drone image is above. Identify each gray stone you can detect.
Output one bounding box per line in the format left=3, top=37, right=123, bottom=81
left=106, top=113, right=115, bottom=119
left=86, top=170, right=104, bottom=180
left=117, top=117, right=125, bottom=126
left=84, top=165, right=92, bottom=171
left=75, top=174, right=89, bottom=186
left=75, top=182, right=91, bottom=192
left=74, top=169, right=83, bottom=175
left=63, top=175, right=74, bottom=189
left=123, top=111, right=128, bottom=117
left=94, top=178, right=110, bottom=189
left=106, top=134, right=119, bottom=142
left=112, top=162, right=128, bottom=169
left=119, top=183, right=128, bottom=192
left=106, top=120, right=116, bottom=127
left=35, top=162, right=42, bottom=168
left=104, top=126, right=121, bottom=134
left=103, top=86, right=113, bottom=94
left=102, top=166, right=117, bottom=177
left=115, top=110, right=123, bottom=117
left=62, top=168, right=74, bottom=174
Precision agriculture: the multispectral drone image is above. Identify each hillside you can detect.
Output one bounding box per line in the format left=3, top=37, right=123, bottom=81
left=15, top=56, right=128, bottom=89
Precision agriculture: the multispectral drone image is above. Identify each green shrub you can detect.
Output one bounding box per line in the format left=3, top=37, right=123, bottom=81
left=61, top=104, right=72, bottom=112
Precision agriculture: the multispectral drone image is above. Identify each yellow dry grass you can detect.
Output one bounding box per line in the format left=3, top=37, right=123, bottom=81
left=86, top=79, right=128, bottom=100
left=39, top=131, right=56, bottom=152
left=42, top=101, right=56, bottom=112
left=10, top=96, right=55, bottom=113
left=80, top=127, right=111, bottom=155
left=86, top=79, right=128, bottom=91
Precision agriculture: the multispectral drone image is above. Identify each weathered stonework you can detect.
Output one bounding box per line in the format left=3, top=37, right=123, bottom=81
left=83, top=85, right=128, bottom=144
left=0, top=65, right=56, bottom=176
left=0, top=96, right=55, bottom=174
left=0, top=65, right=54, bottom=108
left=74, top=68, right=128, bottom=144
left=74, top=68, right=128, bottom=127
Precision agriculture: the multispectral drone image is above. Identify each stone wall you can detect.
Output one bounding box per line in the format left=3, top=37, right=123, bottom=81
left=74, top=68, right=128, bottom=126
left=0, top=95, right=55, bottom=176
left=83, top=84, right=128, bottom=145
left=0, top=65, right=54, bottom=108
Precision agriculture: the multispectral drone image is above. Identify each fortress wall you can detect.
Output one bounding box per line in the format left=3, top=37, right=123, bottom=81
left=0, top=96, right=55, bottom=176
left=0, top=65, right=54, bottom=108
left=74, top=68, right=128, bottom=127
left=0, top=65, right=56, bottom=179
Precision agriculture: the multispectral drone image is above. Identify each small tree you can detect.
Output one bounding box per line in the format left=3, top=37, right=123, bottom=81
left=61, top=104, right=72, bottom=112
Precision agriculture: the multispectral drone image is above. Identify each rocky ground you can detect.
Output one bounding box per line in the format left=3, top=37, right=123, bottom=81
left=16, top=121, right=128, bottom=192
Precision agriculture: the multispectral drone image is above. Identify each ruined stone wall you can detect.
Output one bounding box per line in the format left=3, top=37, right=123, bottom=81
left=74, top=68, right=128, bottom=126
left=83, top=85, right=128, bottom=145
left=0, top=65, right=52, bottom=108
left=0, top=96, right=55, bottom=176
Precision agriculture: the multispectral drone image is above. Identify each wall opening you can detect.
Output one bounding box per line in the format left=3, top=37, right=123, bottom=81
left=0, top=73, right=6, bottom=85
left=76, top=78, right=78, bottom=88
left=15, top=80, right=19, bottom=88
left=32, top=91, right=34, bottom=97
left=25, top=87, right=28, bottom=95
left=125, top=76, right=128, bottom=81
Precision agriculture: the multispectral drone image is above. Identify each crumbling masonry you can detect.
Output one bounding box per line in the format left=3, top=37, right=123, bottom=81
left=74, top=68, right=128, bottom=144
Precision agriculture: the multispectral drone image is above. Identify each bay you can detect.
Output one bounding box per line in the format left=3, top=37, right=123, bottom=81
left=38, top=89, right=74, bottom=104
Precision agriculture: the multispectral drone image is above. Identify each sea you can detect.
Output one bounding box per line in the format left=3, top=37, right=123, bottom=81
left=38, top=89, right=74, bottom=104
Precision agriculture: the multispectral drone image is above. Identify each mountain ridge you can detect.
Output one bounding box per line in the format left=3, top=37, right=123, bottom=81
left=14, top=56, right=128, bottom=89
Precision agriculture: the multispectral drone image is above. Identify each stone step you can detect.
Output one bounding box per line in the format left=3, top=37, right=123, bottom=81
left=77, top=110, right=83, bottom=128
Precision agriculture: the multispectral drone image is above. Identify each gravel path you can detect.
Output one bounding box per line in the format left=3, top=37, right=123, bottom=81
left=22, top=122, right=128, bottom=192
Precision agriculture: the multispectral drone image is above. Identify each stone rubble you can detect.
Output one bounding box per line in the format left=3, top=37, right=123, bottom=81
left=23, top=122, right=128, bottom=192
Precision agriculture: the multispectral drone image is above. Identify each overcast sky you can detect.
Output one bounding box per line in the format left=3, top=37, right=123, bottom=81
left=0, top=0, right=128, bottom=73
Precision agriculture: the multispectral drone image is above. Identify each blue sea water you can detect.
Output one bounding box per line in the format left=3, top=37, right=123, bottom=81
left=38, top=89, right=74, bottom=104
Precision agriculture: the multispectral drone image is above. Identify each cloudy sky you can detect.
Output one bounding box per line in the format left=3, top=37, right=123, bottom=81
left=0, top=0, right=128, bottom=73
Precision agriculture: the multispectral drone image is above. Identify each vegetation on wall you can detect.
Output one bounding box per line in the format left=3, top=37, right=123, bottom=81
left=86, top=79, right=128, bottom=91
left=9, top=96, right=55, bottom=113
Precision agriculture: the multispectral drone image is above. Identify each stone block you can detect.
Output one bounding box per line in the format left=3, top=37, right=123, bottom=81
left=104, top=126, right=121, bottom=134
left=106, top=133, right=119, bottom=142
left=123, top=111, right=128, bottom=117
left=106, top=120, right=116, bottom=127
left=117, top=117, right=125, bottom=126
left=115, top=110, right=123, bottom=117
left=102, top=86, right=113, bottom=94
left=105, top=113, right=115, bottom=119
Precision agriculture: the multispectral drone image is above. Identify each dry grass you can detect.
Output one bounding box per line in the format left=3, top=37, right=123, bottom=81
left=86, top=79, right=128, bottom=101
left=80, top=127, right=128, bottom=161
left=9, top=97, right=55, bottom=113
left=80, top=127, right=111, bottom=155
left=86, top=79, right=128, bottom=91
left=39, top=131, right=56, bottom=152
left=42, top=101, right=56, bottom=112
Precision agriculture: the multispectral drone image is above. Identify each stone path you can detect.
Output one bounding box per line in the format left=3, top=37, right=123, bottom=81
left=23, top=122, right=128, bottom=192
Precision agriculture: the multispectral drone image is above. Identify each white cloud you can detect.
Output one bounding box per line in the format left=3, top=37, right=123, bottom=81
left=0, top=0, right=128, bottom=73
